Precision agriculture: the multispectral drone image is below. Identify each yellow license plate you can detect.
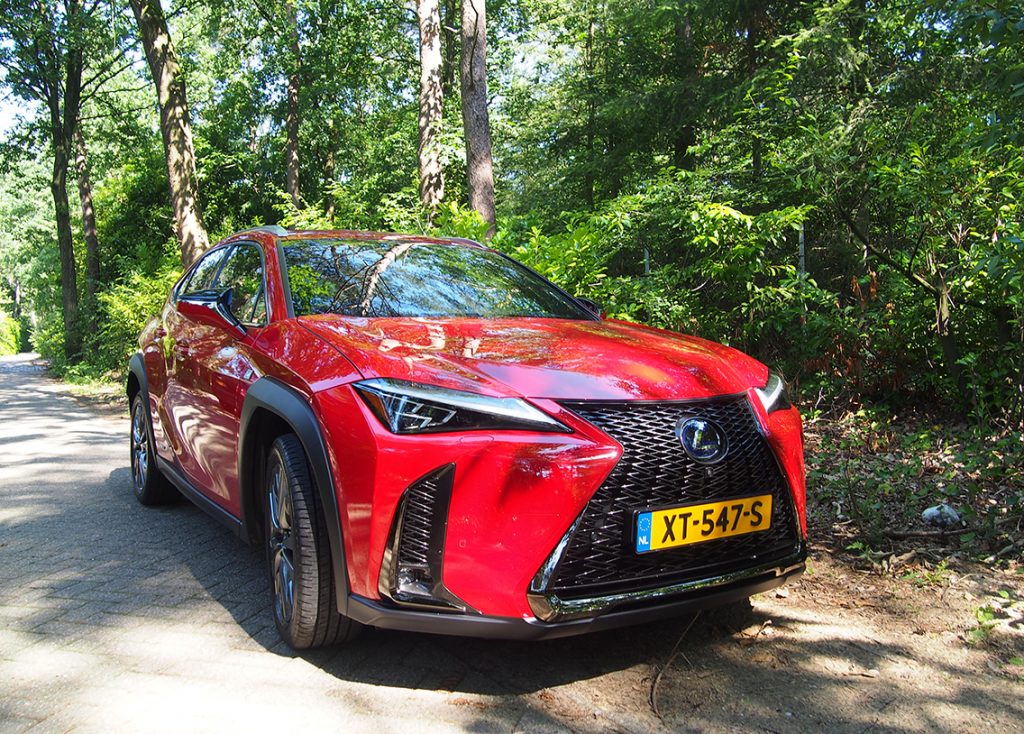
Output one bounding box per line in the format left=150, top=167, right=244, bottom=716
left=635, top=494, right=772, bottom=553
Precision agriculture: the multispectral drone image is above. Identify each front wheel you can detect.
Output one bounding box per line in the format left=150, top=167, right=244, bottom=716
left=130, top=394, right=176, bottom=505
left=265, top=434, right=359, bottom=649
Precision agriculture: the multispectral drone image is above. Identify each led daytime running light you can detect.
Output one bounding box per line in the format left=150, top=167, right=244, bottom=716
left=355, top=378, right=569, bottom=434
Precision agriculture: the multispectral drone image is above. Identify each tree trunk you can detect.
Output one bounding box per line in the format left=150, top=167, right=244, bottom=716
left=460, top=0, right=496, bottom=236
left=324, top=145, right=336, bottom=221
left=441, top=0, right=459, bottom=100
left=286, top=0, right=302, bottom=209
left=130, top=0, right=210, bottom=267
left=50, top=137, right=81, bottom=360
left=744, top=5, right=763, bottom=180
left=672, top=7, right=697, bottom=171
left=583, top=10, right=596, bottom=208
left=44, top=1, right=85, bottom=360
left=418, top=0, right=445, bottom=219
left=73, top=124, right=100, bottom=319
left=935, top=279, right=969, bottom=403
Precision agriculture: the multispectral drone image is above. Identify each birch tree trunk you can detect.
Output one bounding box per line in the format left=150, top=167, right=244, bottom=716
left=460, top=0, right=495, bottom=236
left=418, top=0, right=445, bottom=219
left=130, top=0, right=209, bottom=267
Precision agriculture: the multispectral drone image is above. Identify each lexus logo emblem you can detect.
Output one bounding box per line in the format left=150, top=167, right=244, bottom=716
left=676, top=417, right=727, bottom=464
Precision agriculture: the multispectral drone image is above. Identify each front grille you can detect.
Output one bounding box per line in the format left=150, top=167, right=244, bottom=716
left=545, top=396, right=801, bottom=600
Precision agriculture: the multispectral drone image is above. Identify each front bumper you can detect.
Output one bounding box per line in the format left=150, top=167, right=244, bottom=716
left=347, top=549, right=805, bottom=640
left=317, top=384, right=808, bottom=622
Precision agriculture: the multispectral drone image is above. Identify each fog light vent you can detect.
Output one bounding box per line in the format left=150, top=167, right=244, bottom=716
left=379, top=464, right=469, bottom=611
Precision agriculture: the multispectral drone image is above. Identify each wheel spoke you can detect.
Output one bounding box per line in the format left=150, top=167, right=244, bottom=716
left=268, top=469, right=284, bottom=535
left=276, top=466, right=291, bottom=532
left=131, top=405, right=149, bottom=488
left=273, top=545, right=294, bottom=623
left=267, top=458, right=295, bottom=624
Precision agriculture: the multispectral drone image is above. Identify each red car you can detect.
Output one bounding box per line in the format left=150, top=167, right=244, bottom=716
left=128, top=226, right=806, bottom=649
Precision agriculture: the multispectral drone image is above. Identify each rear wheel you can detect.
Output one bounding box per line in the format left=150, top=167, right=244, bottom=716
left=130, top=394, right=176, bottom=505
left=265, top=434, right=359, bottom=649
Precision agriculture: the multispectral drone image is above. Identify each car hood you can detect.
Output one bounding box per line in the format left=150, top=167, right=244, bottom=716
left=298, top=315, right=769, bottom=401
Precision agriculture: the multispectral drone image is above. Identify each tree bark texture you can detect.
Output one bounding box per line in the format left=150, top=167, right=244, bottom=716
left=418, top=0, right=445, bottom=218
left=441, top=0, right=459, bottom=99
left=583, top=10, right=597, bottom=208
left=286, top=0, right=302, bottom=208
left=130, top=0, right=209, bottom=267
left=50, top=137, right=81, bottom=360
left=324, top=145, right=336, bottom=221
left=73, top=124, right=100, bottom=314
left=460, top=0, right=496, bottom=236
left=672, top=7, right=697, bottom=171
left=43, top=0, right=84, bottom=359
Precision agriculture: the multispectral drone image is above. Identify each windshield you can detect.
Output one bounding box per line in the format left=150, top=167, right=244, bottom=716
left=282, top=239, right=594, bottom=320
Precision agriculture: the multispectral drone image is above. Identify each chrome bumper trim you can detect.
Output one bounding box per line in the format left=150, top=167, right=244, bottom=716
left=527, top=548, right=806, bottom=622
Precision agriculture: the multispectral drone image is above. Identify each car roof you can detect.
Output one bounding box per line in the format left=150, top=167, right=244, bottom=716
left=232, top=226, right=487, bottom=250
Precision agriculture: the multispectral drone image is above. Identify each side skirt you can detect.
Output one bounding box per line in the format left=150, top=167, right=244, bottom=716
left=156, top=456, right=245, bottom=540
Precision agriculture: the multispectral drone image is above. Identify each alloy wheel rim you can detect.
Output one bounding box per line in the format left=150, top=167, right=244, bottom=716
left=268, top=464, right=295, bottom=623
left=131, top=403, right=149, bottom=491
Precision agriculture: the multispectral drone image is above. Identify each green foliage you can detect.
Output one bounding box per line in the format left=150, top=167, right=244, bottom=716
left=0, top=307, right=19, bottom=355
left=0, top=0, right=1022, bottom=437
left=91, top=246, right=182, bottom=374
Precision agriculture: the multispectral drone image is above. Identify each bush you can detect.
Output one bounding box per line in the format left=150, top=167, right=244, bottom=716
left=90, top=243, right=182, bottom=374
left=0, top=308, right=19, bottom=356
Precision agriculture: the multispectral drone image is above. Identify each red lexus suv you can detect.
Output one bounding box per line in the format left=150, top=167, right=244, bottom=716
left=128, top=226, right=807, bottom=649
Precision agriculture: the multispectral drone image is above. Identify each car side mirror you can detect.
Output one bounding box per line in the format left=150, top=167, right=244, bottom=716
left=577, top=297, right=605, bottom=319
left=177, top=288, right=245, bottom=334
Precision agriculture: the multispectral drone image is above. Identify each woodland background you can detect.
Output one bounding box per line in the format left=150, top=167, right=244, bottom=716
left=0, top=0, right=1021, bottom=556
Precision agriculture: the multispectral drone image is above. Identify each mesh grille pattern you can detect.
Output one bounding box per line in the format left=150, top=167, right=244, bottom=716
left=397, top=469, right=446, bottom=567
left=549, top=396, right=800, bottom=599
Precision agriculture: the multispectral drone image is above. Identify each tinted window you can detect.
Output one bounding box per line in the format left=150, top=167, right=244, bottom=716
left=283, top=239, right=592, bottom=320
left=213, top=244, right=266, bottom=325
left=180, top=248, right=227, bottom=296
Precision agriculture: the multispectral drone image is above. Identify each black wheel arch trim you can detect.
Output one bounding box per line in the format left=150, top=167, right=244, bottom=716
left=239, top=376, right=350, bottom=615
left=127, top=352, right=149, bottom=408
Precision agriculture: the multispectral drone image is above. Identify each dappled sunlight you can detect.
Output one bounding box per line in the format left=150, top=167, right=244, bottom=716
left=2, top=362, right=1021, bottom=733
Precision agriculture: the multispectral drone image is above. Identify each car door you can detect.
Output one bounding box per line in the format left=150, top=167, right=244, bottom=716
left=158, top=246, right=230, bottom=481
left=167, top=242, right=268, bottom=515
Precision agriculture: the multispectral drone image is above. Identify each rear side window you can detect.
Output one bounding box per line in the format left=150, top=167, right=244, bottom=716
left=213, top=244, right=267, bottom=326
left=179, top=248, right=227, bottom=296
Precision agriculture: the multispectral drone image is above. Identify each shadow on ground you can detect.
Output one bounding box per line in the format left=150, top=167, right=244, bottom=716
left=2, top=357, right=1021, bottom=733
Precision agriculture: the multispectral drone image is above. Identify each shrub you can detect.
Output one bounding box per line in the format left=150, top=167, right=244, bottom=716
left=0, top=308, right=19, bottom=356
left=91, top=244, right=182, bottom=374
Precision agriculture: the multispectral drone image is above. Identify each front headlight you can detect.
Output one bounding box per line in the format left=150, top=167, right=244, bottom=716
left=354, top=378, right=570, bottom=434
left=754, top=372, right=792, bottom=414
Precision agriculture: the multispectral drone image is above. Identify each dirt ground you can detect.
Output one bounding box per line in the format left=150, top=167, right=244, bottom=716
left=4, top=353, right=1022, bottom=733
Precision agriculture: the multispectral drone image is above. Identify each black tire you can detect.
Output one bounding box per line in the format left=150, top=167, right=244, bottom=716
left=265, top=434, right=359, bottom=649
left=130, top=394, right=177, bottom=505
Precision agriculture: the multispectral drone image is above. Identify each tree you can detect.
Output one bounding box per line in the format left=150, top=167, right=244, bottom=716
left=284, top=0, right=302, bottom=208
left=73, top=123, right=100, bottom=322
left=0, top=0, right=95, bottom=358
left=418, top=0, right=445, bottom=218
left=460, top=0, right=495, bottom=235
left=130, top=0, right=210, bottom=267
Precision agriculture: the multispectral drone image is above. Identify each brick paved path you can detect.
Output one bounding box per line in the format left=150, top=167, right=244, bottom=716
left=0, top=355, right=672, bottom=734
left=4, top=355, right=1024, bottom=734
